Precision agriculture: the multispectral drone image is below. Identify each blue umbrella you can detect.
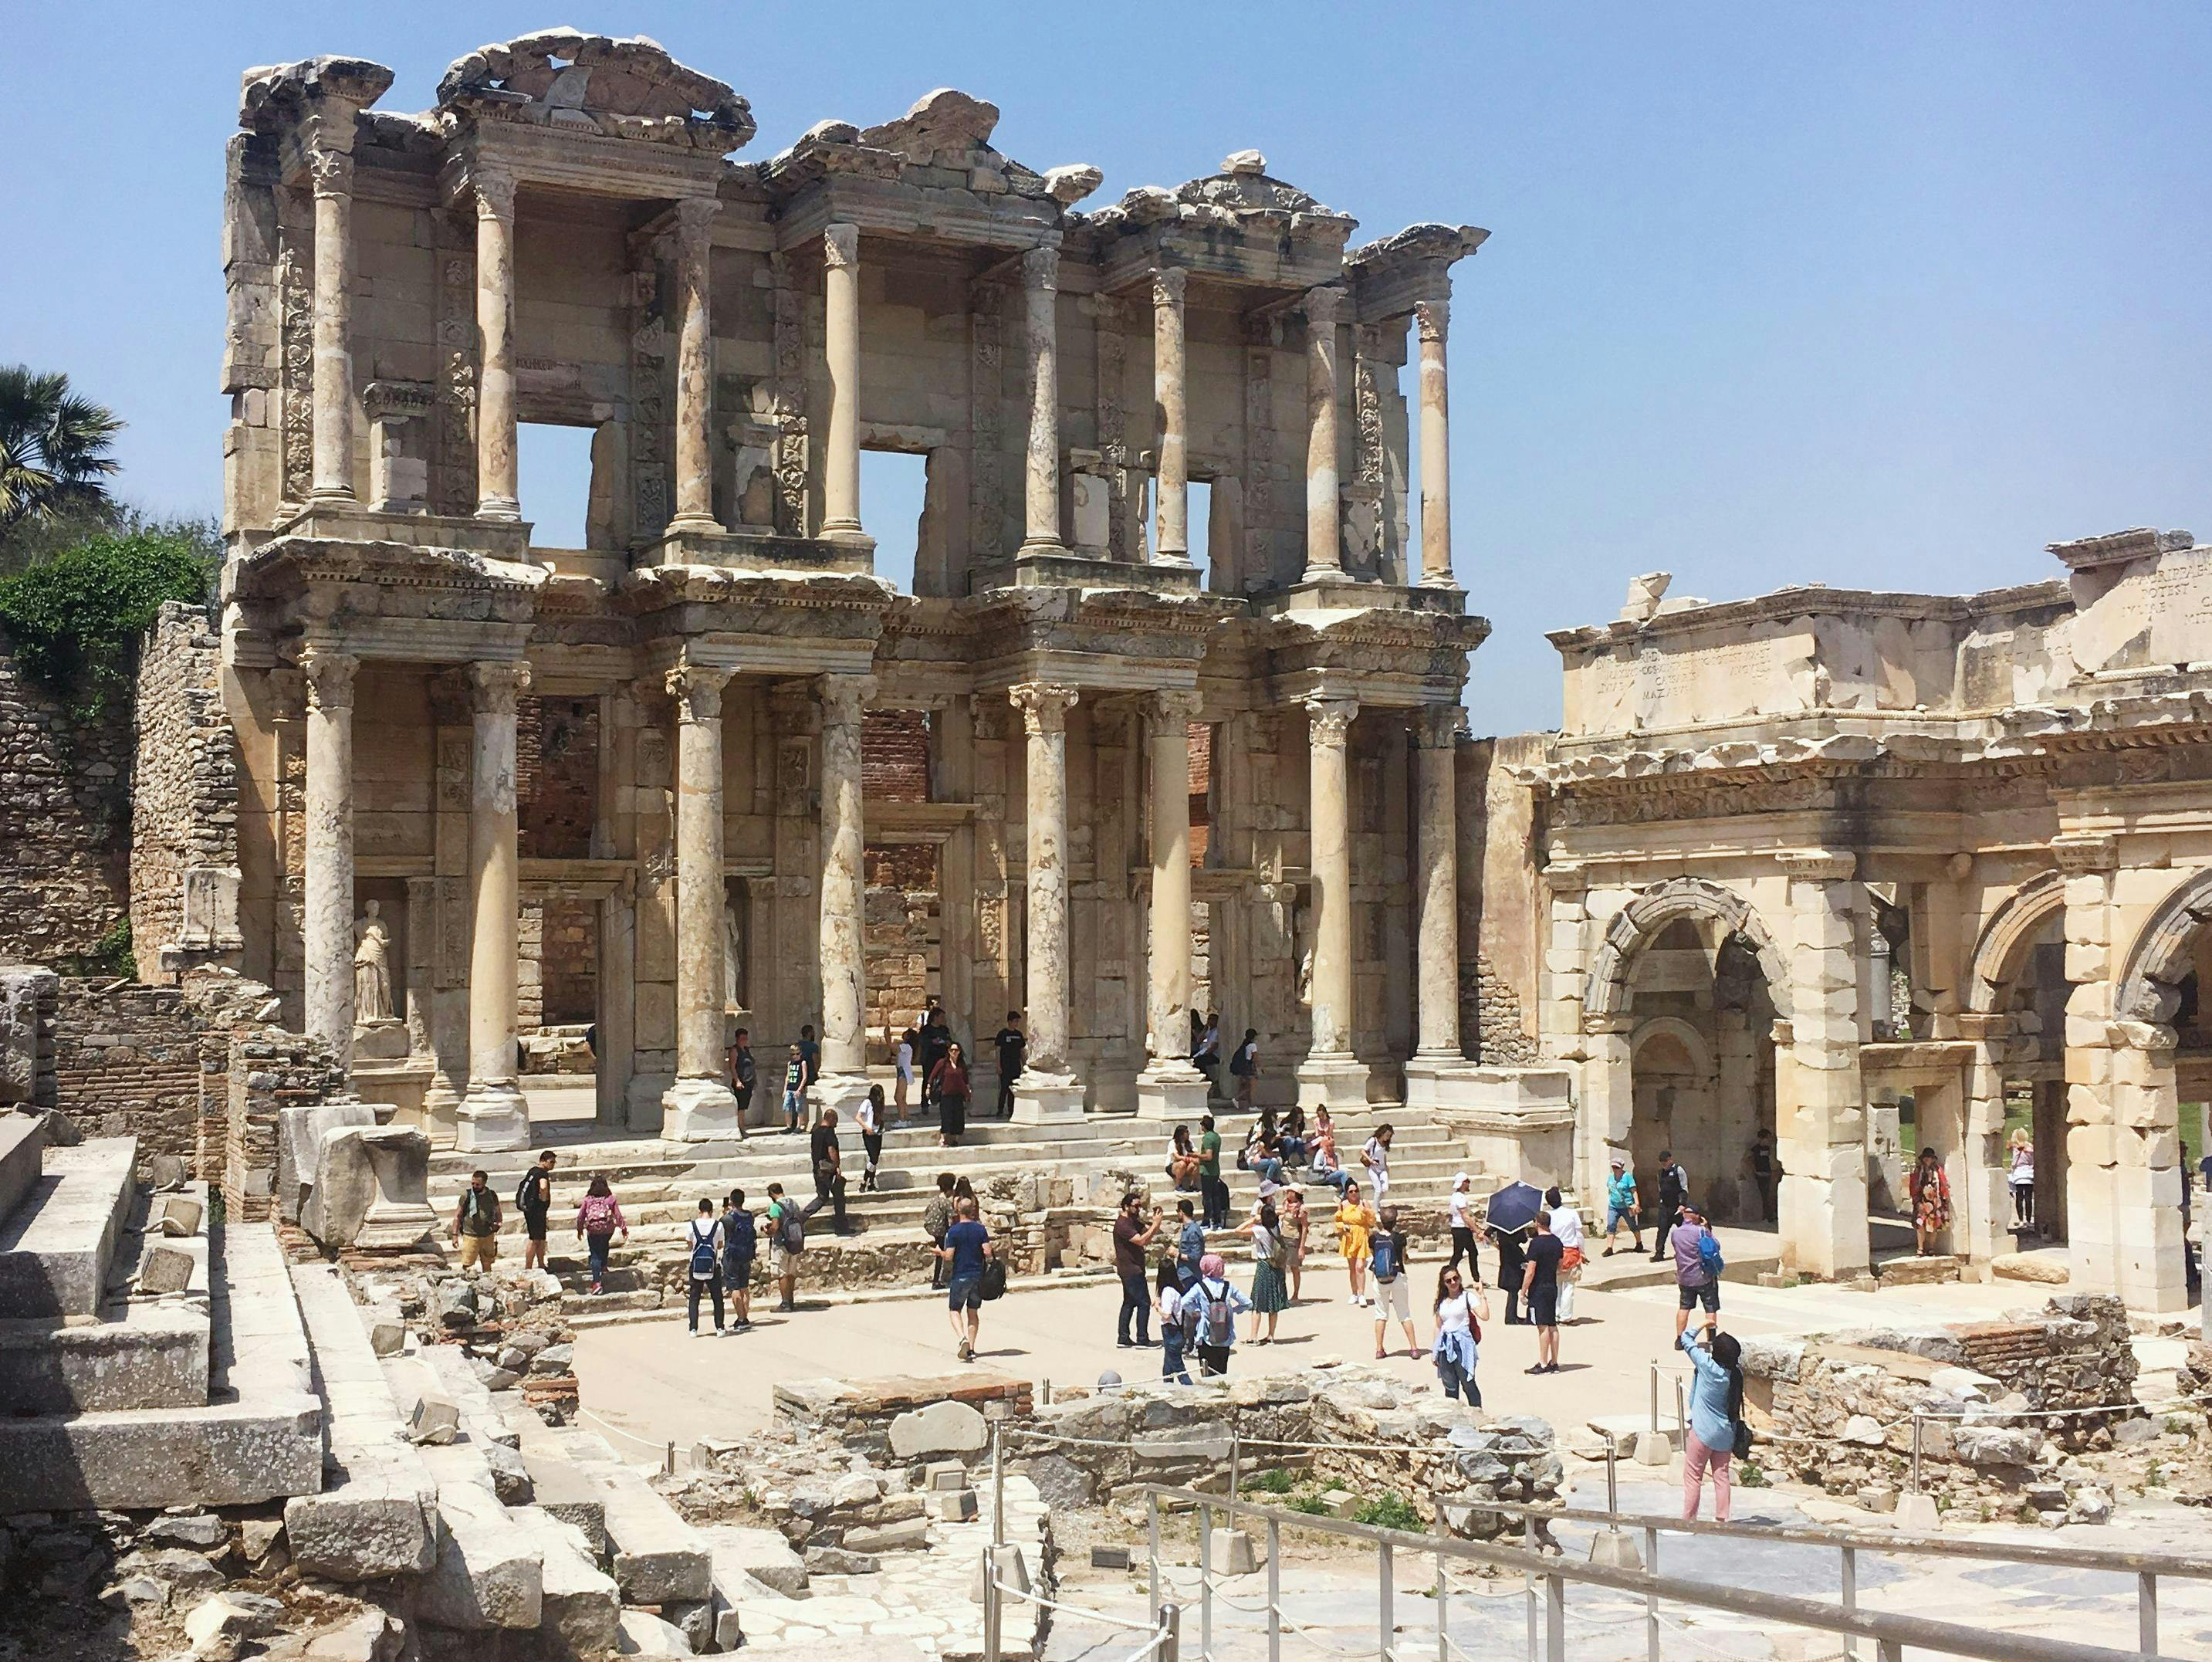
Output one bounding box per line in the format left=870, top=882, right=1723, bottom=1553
left=1486, top=1180, right=1544, bottom=1235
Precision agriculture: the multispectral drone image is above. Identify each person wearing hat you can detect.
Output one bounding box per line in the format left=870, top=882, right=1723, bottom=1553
left=1602, top=1156, right=1644, bottom=1255
left=1671, top=1200, right=1721, bottom=1339
left=1444, top=1172, right=1481, bottom=1281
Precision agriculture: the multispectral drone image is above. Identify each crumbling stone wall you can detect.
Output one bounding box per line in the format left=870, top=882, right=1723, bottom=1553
left=517, top=694, right=598, bottom=860
left=225, top=1010, right=347, bottom=1223
left=0, top=966, right=59, bottom=1109
left=0, top=625, right=133, bottom=964
left=52, top=978, right=204, bottom=1171
left=864, top=842, right=938, bottom=1055
left=129, top=602, right=236, bottom=977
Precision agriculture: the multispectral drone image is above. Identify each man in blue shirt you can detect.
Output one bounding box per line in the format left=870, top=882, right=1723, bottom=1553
left=937, top=1197, right=993, bottom=1362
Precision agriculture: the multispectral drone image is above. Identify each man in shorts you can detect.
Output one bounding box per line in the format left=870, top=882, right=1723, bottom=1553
left=452, top=1169, right=502, bottom=1272
left=1524, top=1210, right=1564, bottom=1373
left=766, top=1182, right=803, bottom=1312
left=515, top=1150, right=556, bottom=1271
left=1673, top=1200, right=1720, bottom=1339
left=937, top=1196, right=993, bottom=1361
left=1368, top=1205, right=1419, bottom=1360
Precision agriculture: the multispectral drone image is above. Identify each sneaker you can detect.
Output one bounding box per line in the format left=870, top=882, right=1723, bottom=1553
left=958, top=1339, right=973, bottom=1362
left=1117, top=1339, right=1136, bottom=1349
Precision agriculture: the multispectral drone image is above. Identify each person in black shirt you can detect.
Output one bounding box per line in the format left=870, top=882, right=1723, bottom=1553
left=1651, top=1150, right=1687, bottom=1262
left=1490, top=1223, right=1528, bottom=1325
left=918, top=1005, right=952, bottom=1105
left=728, top=1027, right=756, bottom=1139
left=516, top=1150, right=556, bottom=1272
left=801, top=1108, right=850, bottom=1232
left=1524, top=1213, right=1564, bottom=1373
left=993, top=1010, right=1026, bottom=1119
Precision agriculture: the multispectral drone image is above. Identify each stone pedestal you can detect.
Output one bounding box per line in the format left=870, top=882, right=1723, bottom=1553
left=1429, top=1066, right=1578, bottom=1191
left=661, top=1076, right=742, bottom=1142
left=1294, top=1056, right=1370, bottom=1112
left=1135, top=1063, right=1209, bottom=1122
left=301, top=1123, right=436, bottom=1252
left=352, top=1019, right=408, bottom=1061
left=1011, top=1075, right=1087, bottom=1125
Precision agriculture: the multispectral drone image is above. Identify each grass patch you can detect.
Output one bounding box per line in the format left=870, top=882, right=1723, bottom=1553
left=1287, top=1493, right=1331, bottom=1516
left=1247, top=1467, right=1297, bottom=1495
left=1353, top=1493, right=1423, bottom=1532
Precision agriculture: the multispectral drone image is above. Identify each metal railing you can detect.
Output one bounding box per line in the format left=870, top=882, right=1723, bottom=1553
left=983, top=1542, right=1179, bottom=1661
left=1136, top=1482, right=2197, bottom=1662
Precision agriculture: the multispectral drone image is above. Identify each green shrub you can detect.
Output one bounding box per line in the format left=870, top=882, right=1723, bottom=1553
left=0, top=530, right=213, bottom=716
left=1353, top=1493, right=1423, bottom=1532
left=1287, top=1493, right=1330, bottom=1516
left=59, top=916, right=134, bottom=979
left=1735, top=1459, right=1768, bottom=1488
left=1248, top=1467, right=1296, bottom=1495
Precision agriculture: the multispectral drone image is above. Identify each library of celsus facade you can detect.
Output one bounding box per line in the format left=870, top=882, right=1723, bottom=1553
left=205, top=36, right=1490, bottom=1150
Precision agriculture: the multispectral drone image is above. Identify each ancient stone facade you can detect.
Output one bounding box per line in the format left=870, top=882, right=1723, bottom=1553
left=197, top=36, right=1492, bottom=1157
left=1477, top=530, right=2212, bottom=1311
left=129, top=603, right=242, bottom=978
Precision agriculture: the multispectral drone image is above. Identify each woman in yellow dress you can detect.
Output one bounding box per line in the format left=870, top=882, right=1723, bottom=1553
left=1334, top=1193, right=1375, bottom=1306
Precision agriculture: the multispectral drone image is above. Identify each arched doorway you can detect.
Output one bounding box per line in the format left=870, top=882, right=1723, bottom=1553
left=1967, top=875, right=2071, bottom=1251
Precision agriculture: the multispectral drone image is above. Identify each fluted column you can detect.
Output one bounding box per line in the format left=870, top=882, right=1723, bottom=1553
left=668, top=196, right=722, bottom=533
left=458, top=661, right=530, bottom=1150
left=1300, top=287, right=1346, bottom=585
left=1414, top=298, right=1456, bottom=589
left=1151, top=267, right=1192, bottom=567
left=1010, top=683, right=1083, bottom=1119
left=306, top=137, right=358, bottom=506
left=817, top=673, right=876, bottom=1109
left=1297, top=696, right=1365, bottom=1107
left=820, top=223, right=864, bottom=540
left=472, top=168, right=520, bottom=520
left=300, top=647, right=358, bottom=1065
left=1018, top=243, right=1065, bottom=555
left=1412, top=706, right=1462, bottom=1058
left=662, top=662, right=741, bottom=1139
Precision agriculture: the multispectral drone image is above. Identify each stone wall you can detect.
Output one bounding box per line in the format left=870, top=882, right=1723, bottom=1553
left=864, top=842, right=938, bottom=1054
left=0, top=625, right=133, bottom=965
left=0, top=966, right=59, bottom=1109
left=128, top=602, right=237, bottom=978
left=518, top=694, right=598, bottom=860
left=52, top=978, right=205, bottom=1172
left=224, top=1004, right=349, bottom=1223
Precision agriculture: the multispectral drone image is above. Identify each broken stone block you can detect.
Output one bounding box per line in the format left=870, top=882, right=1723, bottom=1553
left=1992, top=1251, right=2071, bottom=1285
left=140, top=1242, right=195, bottom=1295
left=842, top=1515, right=932, bottom=1554
left=367, top=1308, right=406, bottom=1356
left=1619, top=570, right=1672, bottom=623
left=435, top=1281, right=479, bottom=1329
left=144, top=1512, right=227, bottom=1551
left=183, top=1590, right=286, bottom=1650
left=1209, top=1528, right=1262, bottom=1576
left=701, top=1524, right=807, bottom=1596
left=888, top=1400, right=988, bottom=1461
left=2067, top=1484, right=2114, bottom=1525
left=615, top=1609, right=695, bottom=1658
left=925, top=1460, right=967, bottom=1491
left=276, top=1102, right=375, bottom=1224
left=803, top=1544, right=878, bottom=1576
left=927, top=1488, right=978, bottom=1522
left=407, top=1393, right=461, bottom=1446
left=238, top=1519, right=283, bottom=1566
left=1090, top=1545, right=1132, bottom=1569
left=302, top=1124, right=436, bottom=1251
left=147, top=1155, right=187, bottom=1190
left=1321, top=1488, right=1360, bottom=1519
left=420, top=1484, right=543, bottom=1631
left=663, top=1597, right=715, bottom=1653
left=157, top=1193, right=205, bottom=1237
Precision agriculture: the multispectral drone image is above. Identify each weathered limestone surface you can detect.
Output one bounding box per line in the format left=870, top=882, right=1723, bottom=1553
left=299, top=1123, right=436, bottom=1251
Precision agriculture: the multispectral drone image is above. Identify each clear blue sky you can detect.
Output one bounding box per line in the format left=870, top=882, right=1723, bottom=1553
left=6, top=4, right=2206, bottom=735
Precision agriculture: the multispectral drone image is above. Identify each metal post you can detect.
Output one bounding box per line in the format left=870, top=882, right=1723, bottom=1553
left=1159, top=1602, right=1182, bottom=1662
left=983, top=1544, right=1003, bottom=1662
left=1605, top=1432, right=1619, bottom=1516
left=1041, top=1376, right=1050, bottom=1406
left=664, top=1440, right=675, bottom=1476
left=1434, top=1511, right=1449, bottom=1662
left=1380, top=1539, right=1395, bottom=1662
left=2139, top=1569, right=2158, bottom=1655
left=1841, top=1545, right=1857, bottom=1662
left=1148, top=1491, right=1162, bottom=1617
left=1642, top=1525, right=1659, bottom=1662
left=1524, top=1515, right=1538, bottom=1662
left=1674, top=1378, right=1685, bottom=1450
left=1229, top=1428, right=1242, bottom=1518
left=1649, top=1359, right=1659, bottom=1434
left=1199, top=1501, right=1213, bottom=1662
left=1544, top=1573, right=1566, bottom=1662
left=991, top=1419, right=1006, bottom=1548
left=1267, top=1517, right=1281, bottom=1662
left=1910, top=1410, right=1923, bottom=1495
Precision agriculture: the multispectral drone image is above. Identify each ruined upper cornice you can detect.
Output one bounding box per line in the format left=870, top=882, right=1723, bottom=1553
left=433, top=29, right=754, bottom=154
left=1346, top=222, right=1489, bottom=318
left=2047, top=525, right=2194, bottom=575
left=238, top=55, right=395, bottom=134
left=1086, top=150, right=1356, bottom=245
left=1544, top=578, right=2074, bottom=655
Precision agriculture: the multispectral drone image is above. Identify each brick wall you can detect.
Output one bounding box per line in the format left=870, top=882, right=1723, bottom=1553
left=224, top=1017, right=347, bottom=1223
left=542, top=896, right=598, bottom=1024
left=862, top=709, right=930, bottom=803
left=128, top=603, right=237, bottom=973
left=0, top=626, right=133, bottom=964
left=52, top=978, right=203, bottom=1171
left=864, top=841, right=938, bottom=1058
left=519, top=695, right=598, bottom=859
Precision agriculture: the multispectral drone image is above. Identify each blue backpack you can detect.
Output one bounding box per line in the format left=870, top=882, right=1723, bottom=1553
left=1370, top=1230, right=1399, bottom=1283
left=688, top=1218, right=719, bottom=1280
left=1696, top=1230, right=1724, bottom=1279
left=723, top=1210, right=756, bottom=1263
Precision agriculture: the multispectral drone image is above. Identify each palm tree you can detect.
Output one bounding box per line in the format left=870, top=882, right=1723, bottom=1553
left=0, top=367, right=123, bottom=540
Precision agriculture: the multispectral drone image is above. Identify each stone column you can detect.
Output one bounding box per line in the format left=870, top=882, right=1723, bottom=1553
left=1413, top=298, right=1456, bottom=589
left=1018, top=244, right=1065, bottom=556
left=305, top=138, right=358, bottom=506
left=668, top=196, right=722, bottom=533
left=1137, top=689, right=1207, bottom=1119
left=1957, top=1013, right=2014, bottom=1264
left=1299, top=287, right=1346, bottom=585
left=472, top=168, right=520, bottom=521
left=661, top=663, right=741, bottom=1139
left=300, top=646, right=358, bottom=1066
left=1412, top=706, right=1462, bottom=1058
left=815, top=672, right=876, bottom=1117
left=1151, top=267, right=1192, bottom=567
left=1297, top=696, right=1366, bottom=1107
left=1010, top=682, right=1086, bottom=1121
left=819, top=223, right=865, bottom=540
left=1776, top=852, right=1871, bottom=1279
left=458, top=662, right=530, bottom=1151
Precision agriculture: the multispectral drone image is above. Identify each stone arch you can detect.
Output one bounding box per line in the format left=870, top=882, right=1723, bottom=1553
left=1632, top=1013, right=1713, bottom=1075
left=2114, top=866, right=2212, bottom=1027
left=1584, top=876, right=1791, bottom=1023
left=1966, top=870, right=2065, bottom=1014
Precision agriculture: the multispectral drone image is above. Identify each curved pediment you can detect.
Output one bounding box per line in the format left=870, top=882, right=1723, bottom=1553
left=435, top=29, right=754, bottom=153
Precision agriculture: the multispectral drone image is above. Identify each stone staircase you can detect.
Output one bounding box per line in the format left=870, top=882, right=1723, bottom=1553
left=0, top=1116, right=323, bottom=1512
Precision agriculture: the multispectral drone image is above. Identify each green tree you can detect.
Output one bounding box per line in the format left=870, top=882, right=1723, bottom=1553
left=0, top=366, right=123, bottom=543
left=0, top=529, right=215, bottom=717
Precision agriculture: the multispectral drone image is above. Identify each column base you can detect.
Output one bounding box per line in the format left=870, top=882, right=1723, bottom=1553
left=1135, top=1061, right=1210, bottom=1122
left=1294, top=1054, right=1370, bottom=1112
left=308, top=486, right=358, bottom=509
left=475, top=499, right=522, bottom=523
left=1011, top=1073, right=1087, bottom=1125
left=455, top=1079, right=529, bottom=1153
left=813, top=1071, right=877, bottom=1126
left=661, top=1075, right=742, bottom=1142
left=421, top=1078, right=465, bottom=1149
left=1402, top=1054, right=1480, bottom=1110
left=665, top=511, right=725, bottom=535
left=1297, top=564, right=1346, bottom=587
left=1016, top=538, right=1070, bottom=560
left=1417, top=571, right=1462, bottom=592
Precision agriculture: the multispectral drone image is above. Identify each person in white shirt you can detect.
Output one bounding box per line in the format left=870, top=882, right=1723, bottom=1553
left=1430, top=1264, right=1491, bottom=1404
left=1361, top=1124, right=1394, bottom=1207
left=894, top=1027, right=917, bottom=1122
left=1155, top=1258, right=1192, bottom=1383
left=1444, top=1172, right=1480, bottom=1281
left=1544, top=1184, right=1587, bottom=1315
left=856, top=1085, right=885, bottom=1192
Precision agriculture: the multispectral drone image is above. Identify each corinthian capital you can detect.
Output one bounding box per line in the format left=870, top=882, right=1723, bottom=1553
left=1152, top=266, right=1188, bottom=310
left=1009, top=682, right=1080, bottom=736
left=675, top=195, right=720, bottom=243
left=307, top=145, right=354, bottom=200
left=823, top=222, right=860, bottom=270
left=472, top=166, right=517, bottom=223
left=1022, top=244, right=1060, bottom=291
left=467, top=659, right=532, bottom=716
left=818, top=672, right=877, bottom=729
left=1148, top=688, right=1204, bottom=729
left=300, top=645, right=358, bottom=713
left=1415, top=705, right=1463, bottom=749
left=1303, top=286, right=1347, bottom=329
left=1414, top=297, right=1450, bottom=344
left=1304, top=696, right=1357, bottom=747
left=665, top=663, right=734, bottom=725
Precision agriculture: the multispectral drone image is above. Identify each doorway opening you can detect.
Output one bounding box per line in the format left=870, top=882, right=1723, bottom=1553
left=859, top=448, right=930, bottom=594
left=517, top=422, right=594, bottom=553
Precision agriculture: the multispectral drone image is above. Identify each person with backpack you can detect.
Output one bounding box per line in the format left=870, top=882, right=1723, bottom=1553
left=721, top=1189, right=756, bottom=1331
left=922, top=1172, right=957, bottom=1289
left=515, top=1151, right=556, bottom=1272
left=1649, top=1150, right=1689, bottom=1263
left=1672, top=1200, right=1723, bottom=1339
left=1370, top=1204, right=1419, bottom=1359
left=573, top=1175, right=627, bottom=1295
left=1155, top=1256, right=1192, bottom=1383
left=1229, top=1027, right=1260, bottom=1110
left=766, top=1182, right=805, bottom=1312
left=1242, top=1194, right=1290, bottom=1344
left=452, top=1168, right=503, bottom=1272
left=781, top=1044, right=807, bottom=1133
left=685, top=1198, right=725, bottom=1337
left=856, top=1085, right=886, bottom=1193
left=1524, top=1210, right=1564, bottom=1374
left=1679, top=1326, right=1747, bottom=1522
left=1184, top=1252, right=1250, bottom=1377
left=1431, top=1263, right=1491, bottom=1404
left=937, top=1195, right=993, bottom=1362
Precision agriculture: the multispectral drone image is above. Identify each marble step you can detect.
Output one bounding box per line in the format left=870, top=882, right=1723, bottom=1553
left=0, top=1136, right=137, bottom=1319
